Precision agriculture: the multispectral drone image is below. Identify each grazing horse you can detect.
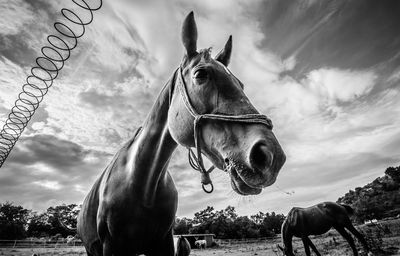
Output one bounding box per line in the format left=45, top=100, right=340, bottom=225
left=277, top=202, right=370, bottom=256
left=194, top=239, right=206, bottom=249
left=175, top=236, right=191, bottom=256
left=77, top=12, right=285, bottom=256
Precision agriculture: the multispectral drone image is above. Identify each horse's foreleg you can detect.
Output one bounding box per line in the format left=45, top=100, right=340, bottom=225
left=335, top=226, right=358, bottom=256
left=301, top=237, right=311, bottom=256
left=102, top=236, right=112, bottom=256
left=150, top=230, right=175, bottom=256
left=345, top=223, right=370, bottom=251
left=304, top=237, right=321, bottom=256
left=85, top=249, right=94, bottom=256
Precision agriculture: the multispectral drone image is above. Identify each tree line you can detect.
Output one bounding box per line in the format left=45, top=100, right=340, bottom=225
left=174, top=206, right=285, bottom=239
left=1, top=165, right=399, bottom=240
left=0, top=203, right=78, bottom=240
left=0, top=202, right=284, bottom=240
left=337, top=165, right=400, bottom=223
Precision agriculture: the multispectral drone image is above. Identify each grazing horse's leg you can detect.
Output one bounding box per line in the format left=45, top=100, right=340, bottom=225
left=345, top=223, right=370, bottom=252
left=335, top=226, right=358, bottom=256
left=304, top=237, right=321, bottom=256
left=301, top=237, right=311, bottom=256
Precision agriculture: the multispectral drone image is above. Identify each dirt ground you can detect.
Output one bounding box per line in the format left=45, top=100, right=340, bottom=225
left=1, top=238, right=398, bottom=256
left=1, top=219, right=399, bottom=256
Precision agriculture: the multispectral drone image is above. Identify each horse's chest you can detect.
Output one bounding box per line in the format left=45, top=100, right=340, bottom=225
left=104, top=185, right=177, bottom=236
left=100, top=195, right=176, bottom=253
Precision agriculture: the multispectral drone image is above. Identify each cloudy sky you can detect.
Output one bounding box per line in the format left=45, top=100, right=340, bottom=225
left=0, top=0, right=399, bottom=218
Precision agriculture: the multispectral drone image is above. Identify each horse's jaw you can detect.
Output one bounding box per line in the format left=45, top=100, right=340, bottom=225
left=229, top=166, right=262, bottom=195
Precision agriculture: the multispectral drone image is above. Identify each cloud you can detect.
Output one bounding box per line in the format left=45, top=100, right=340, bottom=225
left=0, top=57, right=28, bottom=107
left=306, top=68, right=377, bottom=103
left=32, top=180, right=62, bottom=190
left=1, top=0, right=400, bottom=218
left=0, top=0, right=36, bottom=36
left=8, top=134, right=90, bottom=168
left=0, top=134, right=112, bottom=211
left=251, top=0, right=400, bottom=76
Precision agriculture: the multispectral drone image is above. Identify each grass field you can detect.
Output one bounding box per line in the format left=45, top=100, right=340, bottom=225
left=1, top=219, right=399, bottom=256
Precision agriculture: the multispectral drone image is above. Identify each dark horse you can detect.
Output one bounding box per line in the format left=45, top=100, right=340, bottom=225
left=175, top=236, right=191, bottom=256
left=278, top=202, right=370, bottom=256
left=77, top=12, right=285, bottom=256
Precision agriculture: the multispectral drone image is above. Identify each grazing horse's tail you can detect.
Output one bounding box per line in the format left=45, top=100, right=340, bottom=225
left=341, top=204, right=354, bottom=215
left=176, top=235, right=191, bottom=256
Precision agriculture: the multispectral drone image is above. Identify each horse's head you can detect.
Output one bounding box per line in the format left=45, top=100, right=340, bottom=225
left=168, top=12, right=286, bottom=195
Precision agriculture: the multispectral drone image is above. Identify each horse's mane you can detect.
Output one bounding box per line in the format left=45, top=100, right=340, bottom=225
left=182, top=48, right=213, bottom=64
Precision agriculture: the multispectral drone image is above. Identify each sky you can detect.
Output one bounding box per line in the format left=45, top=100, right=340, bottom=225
left=0, top=0, right=400, bottom=218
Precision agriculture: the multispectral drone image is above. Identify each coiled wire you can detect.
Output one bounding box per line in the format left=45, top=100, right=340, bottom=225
left=0, top=0, right=103, bottom=168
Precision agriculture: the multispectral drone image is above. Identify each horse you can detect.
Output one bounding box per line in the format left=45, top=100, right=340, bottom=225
left=77, top=12, right=286, bottom=256
left=175, top=236, right=191, bottom=256
left=277, top=202, right=370, bottom=256
left=194, top=239, right=206, bottom=249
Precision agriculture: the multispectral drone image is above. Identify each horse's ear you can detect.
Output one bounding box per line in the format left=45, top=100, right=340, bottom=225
left=215, top=35, right=232, bottom=66
left=181, top=11, right=198, bottom=58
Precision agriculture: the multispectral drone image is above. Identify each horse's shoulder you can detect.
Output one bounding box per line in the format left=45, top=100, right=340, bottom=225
left=99, top=127, right=143, bottom=190
left=115, top=127, right=143, bottom=168
left=289, top=207, right=300, bottom=212
left=318, top=201, right=337, bottom=208
left=287, top=207, right=302, bottom=225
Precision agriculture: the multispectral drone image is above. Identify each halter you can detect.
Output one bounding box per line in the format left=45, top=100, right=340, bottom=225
left=176, top=65, right=274, bottom=193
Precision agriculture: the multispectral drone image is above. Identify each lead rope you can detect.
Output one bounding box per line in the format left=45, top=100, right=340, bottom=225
left=177, top=66, right=273, bottom=193
left=188, top=148, right=214, bottom=193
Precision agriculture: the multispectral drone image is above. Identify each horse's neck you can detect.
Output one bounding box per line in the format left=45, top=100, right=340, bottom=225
left=127, top=75, right=177, bottom=205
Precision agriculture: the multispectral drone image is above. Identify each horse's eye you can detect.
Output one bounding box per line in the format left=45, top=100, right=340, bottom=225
left=193, top=69, right=209, bottom=82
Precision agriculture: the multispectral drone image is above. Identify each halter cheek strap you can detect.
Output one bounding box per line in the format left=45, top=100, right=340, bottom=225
left=176, top=66, right=273, bottom=193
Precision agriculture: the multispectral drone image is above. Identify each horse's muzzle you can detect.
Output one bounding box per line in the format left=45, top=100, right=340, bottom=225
left=226, top=137, right=286, bottom=194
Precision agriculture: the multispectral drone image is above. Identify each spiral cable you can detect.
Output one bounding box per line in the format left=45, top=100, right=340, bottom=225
left=0, top=0, right=103, bottom=168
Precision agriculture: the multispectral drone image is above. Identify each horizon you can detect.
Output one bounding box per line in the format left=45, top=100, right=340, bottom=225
left=1, top=0, right=400, bottom=219
left=1, top=163, right=394, bottom=219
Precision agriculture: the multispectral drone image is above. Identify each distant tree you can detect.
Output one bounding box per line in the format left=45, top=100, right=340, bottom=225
left=256, top=212, right=285, bottom=237
left=46, top=204, right=80, bottom=236
left=174, top=217, right=192, bottom=234
left=338, top=165, right=400, bottom=223
left=250, top=212, right=266, bottom=225
left=385, top=166, right=400, bottom=183
left=0, top=202, right=30, bottom=239
left=263, top=212, right=285, bottom=234
left=232, top=216, right=259, bottom=238
left=223, top=206, right=238, bottom=221
left=27, top=212, right=51, bottom=237
left=192, top=206, right=215, bottom=225
left=209, top=211, right=230, bottom=238
left=190, top=206, right=216, bottom=234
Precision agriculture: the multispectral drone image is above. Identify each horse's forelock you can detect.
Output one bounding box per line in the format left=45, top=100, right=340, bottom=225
left=199, top=47, right=212, bottom=60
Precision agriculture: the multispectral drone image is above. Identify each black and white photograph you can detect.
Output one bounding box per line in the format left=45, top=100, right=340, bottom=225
left=0, top=0, right=399, bottom=255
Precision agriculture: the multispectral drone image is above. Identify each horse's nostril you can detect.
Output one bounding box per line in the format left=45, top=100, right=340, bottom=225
left=250, top=142, right=273, bottom=172
left=224, top=158, right=230, bottom=165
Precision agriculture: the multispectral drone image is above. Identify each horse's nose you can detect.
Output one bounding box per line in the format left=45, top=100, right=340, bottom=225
left=249, top=141, right=274, bottom=172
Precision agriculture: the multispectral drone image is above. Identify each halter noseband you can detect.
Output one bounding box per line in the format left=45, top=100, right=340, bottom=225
left=176, top=66, right=273, bottom=193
